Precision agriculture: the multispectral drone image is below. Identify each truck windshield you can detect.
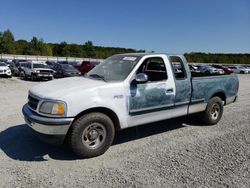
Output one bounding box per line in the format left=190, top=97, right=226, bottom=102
left=87, top=55, right=140, bottom=82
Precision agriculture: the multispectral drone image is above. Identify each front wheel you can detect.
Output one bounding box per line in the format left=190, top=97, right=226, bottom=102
left=31, top=74, right=36, bottom=81
left=200, top=97, right=223, bottom=125
left=68, top=113, right=115, bottom=158
left=24, top=74, right=28, bottom=80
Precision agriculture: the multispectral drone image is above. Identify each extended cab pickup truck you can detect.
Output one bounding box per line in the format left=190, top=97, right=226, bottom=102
left=22, top=53, right=239, bottom=158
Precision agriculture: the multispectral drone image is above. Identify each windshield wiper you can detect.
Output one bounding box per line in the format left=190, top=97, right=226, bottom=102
left=88, top=74, right=107, bottom=82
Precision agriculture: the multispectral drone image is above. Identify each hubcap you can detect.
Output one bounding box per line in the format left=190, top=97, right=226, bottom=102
left=211, top=103, right=220, bottom=120
left=82, top=123, right=106, bottom=149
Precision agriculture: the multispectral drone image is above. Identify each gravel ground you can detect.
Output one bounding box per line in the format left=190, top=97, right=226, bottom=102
left=0, top=75, right=249, bottom=188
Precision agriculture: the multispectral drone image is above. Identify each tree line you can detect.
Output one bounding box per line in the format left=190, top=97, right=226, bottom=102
left=185, top=52, right=250, bottom=64
left=0, top=29, right=250, bottom=64
left=0, top=29, right=144, bottom=59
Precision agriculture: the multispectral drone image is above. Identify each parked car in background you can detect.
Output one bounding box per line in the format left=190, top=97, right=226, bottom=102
left=188, top=64, right=202, bottom=76
left=0, top=62, right=12, bottom=78
left=22, top=62, right=54, bottom=81
left=52, top=64, right=81, bottom=78
left=0, top=59, right=8, bottom=63
left=241, top=65, right=250, bottom=73
left=197, top=65, right=224, bottom=75
left=75, top=60, right=100, bottom=75
left=211, top=64, right=233, bottom=74
left=5, top=62, right=20, bottom=76
left=228, top=66, right=249, bottom=74
left=14, top=60, right=31, bottom=74
left=58, top=61, right=79, bottom=66
left=45, top=61, right=57, bottom=69
left=13, top=59, right=29, bottom=67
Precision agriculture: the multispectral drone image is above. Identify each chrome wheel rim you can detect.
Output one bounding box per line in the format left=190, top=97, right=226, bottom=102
left=82, top=123, right=106, bottom=149
left=211, top=103, right=220, bottom=120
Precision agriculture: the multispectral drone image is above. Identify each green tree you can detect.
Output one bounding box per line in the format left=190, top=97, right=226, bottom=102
left=15, top=40, right=31, bottom=55
left=0, top=29, right=16, bottom=54
left=54, top=42, right=70, bottom=56
left=29, top=37, right=52, bottom=56
left=83, top=40, right=96, bottom=57
left=69, top=44, right=83, bottom=57
left=0, top=32, right=3, bottom=53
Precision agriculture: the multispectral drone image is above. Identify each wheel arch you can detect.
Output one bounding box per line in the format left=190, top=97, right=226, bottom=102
left=71, top=107, right=121, bottom=131
left=210, top=91, right=226, bottom=104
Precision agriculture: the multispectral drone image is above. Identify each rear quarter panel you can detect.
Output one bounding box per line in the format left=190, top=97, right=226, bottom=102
left=191, top=74, right=239, bottom=103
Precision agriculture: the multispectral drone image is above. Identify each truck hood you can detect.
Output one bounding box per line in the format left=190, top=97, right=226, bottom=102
left=29, top=77, right=108, bottom=99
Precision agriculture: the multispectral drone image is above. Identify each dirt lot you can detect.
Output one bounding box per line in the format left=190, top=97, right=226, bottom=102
left=0, top=75, right=249, bottom=188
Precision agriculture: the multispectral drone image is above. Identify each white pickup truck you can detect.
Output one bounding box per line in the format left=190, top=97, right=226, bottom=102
left=22, top=62, right=54, bottom=81
left=23, top=53, right=238, bottom=158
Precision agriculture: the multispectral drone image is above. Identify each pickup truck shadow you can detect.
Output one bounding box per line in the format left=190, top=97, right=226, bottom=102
left=113, top=115, right=204, bottom=145
left=0, top=116, right=202, bottom=161
left=0, top=124, right=76, bottom=161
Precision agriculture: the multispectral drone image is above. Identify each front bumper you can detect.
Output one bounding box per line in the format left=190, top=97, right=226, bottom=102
left=0, top=71, right=11, bottom=76
left=33, top=73, right=53, bottom=78
left=22, top=104, right=74, bottom=145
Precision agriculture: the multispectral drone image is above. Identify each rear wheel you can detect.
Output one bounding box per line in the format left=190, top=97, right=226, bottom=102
left=200, top=97, right=223, bottom=125
left=68, top=112, right=115, bottom=158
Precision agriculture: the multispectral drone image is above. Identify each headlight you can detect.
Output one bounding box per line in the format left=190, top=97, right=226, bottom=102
left=39, top=101, right=66, bottom=116
left=35, top=70, right=40, bottom=73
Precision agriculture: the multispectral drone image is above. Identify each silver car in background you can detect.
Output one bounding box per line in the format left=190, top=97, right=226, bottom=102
left=0, top=62, right=12, bottom=78
left=197, top=65, right=224, bottom=75
left=229, top=66, right=249, bottom=74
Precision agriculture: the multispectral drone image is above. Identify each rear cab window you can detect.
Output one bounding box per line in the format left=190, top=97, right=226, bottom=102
left=168, top=56, right=186, bottom=80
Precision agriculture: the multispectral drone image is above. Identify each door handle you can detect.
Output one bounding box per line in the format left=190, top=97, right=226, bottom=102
left=166, top=88, right=174, bottom=93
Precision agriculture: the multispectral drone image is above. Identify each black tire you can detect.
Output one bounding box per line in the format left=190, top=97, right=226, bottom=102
left=24, top=74, right=28, bottom=80
left=68, top=112, right=115, bottom=158
left=200, top=97, right=223, bottom=125
left=240, top=71, right=244, bottom=74
left=31, top=74, right=35, bottom=81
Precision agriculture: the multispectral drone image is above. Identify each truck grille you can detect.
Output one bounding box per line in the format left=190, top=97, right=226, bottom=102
left=40, top=70, right=52, bottom=74
left=28, top=95, right=39, bottom=110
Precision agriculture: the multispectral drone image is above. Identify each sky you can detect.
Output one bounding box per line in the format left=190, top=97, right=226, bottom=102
left=0, top=0, right=249, bottom=53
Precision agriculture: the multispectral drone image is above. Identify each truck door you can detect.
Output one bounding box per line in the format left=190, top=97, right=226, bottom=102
left=128, top=56, right=176, bottom=117
left=169, top=56, right=192, bottom=114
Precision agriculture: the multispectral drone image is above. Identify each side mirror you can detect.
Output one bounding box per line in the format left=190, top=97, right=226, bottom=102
left=135, top=73, right=148, bottom=84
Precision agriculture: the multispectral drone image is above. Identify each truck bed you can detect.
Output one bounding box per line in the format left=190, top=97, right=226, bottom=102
left=191, top=74, right=238, bottom=104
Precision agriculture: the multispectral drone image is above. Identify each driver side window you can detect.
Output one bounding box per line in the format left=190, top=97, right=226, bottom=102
left=137, top=57, right=168, bottom=82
